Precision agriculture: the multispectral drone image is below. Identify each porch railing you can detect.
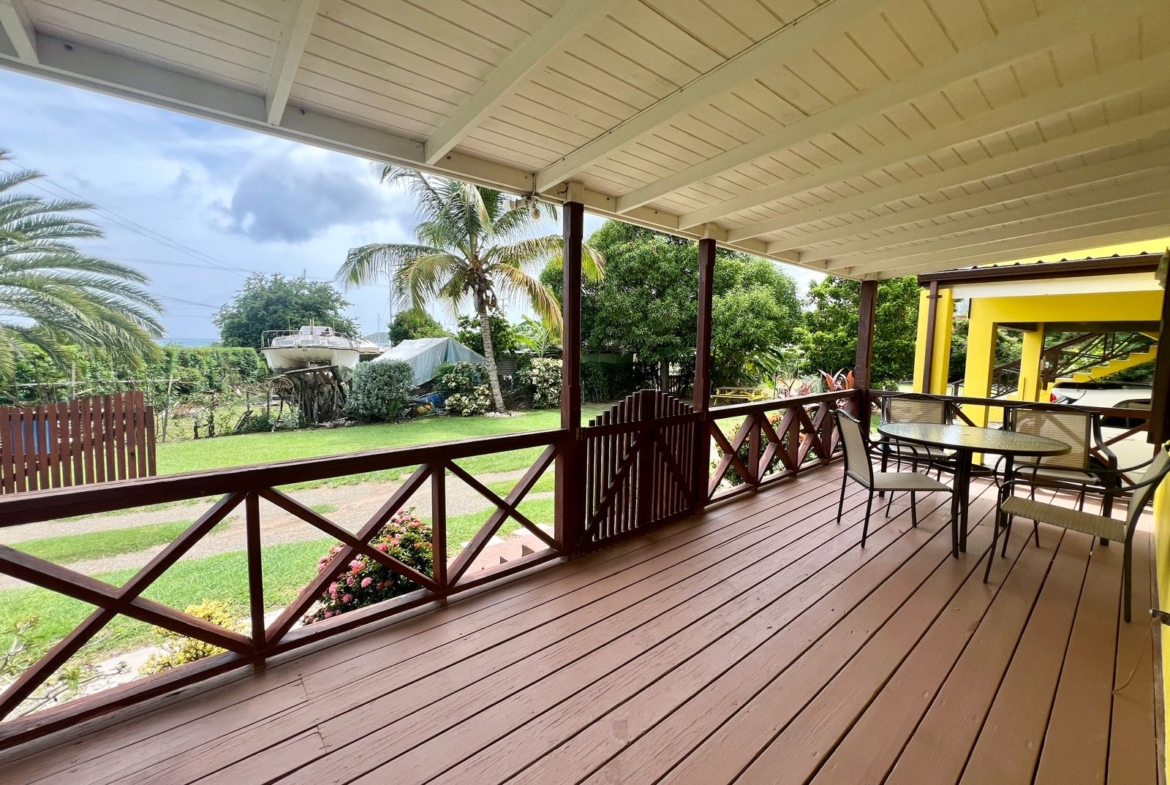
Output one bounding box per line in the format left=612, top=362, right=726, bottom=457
left=0, top=388, right=858, bottom=747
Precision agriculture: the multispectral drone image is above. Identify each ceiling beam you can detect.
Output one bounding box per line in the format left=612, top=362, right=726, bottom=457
left=869, top=222, right=1170, bottom=279
left=424, top=0, right=619, bottom=166
left=532, top=0, right=889, bottom=193
left=818, top=173, right=1170, bottom=266
left=764, top=147, right=1170, bottom=255
left=0, top=0, right=36, bottom=63
left=615, top=0, right=1125, bottom=215
left=679, top=50, right=1170, bottom=230
left=726, top=103, right=1170, bottom=244
left=843, top=197, right=1170, bottom=275
left=265, top=0, right=320, bottom=125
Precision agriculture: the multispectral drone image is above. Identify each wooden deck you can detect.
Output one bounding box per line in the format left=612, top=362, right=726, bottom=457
left=0, top=466, right=1159, bottom=785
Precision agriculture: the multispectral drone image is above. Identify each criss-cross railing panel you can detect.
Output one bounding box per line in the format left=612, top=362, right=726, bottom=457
left=0, top=429, right=566, bottom=749
left=707, top=390, right=856, bottom=503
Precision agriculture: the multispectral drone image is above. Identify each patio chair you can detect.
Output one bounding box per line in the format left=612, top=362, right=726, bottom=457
left=878, top=393, right=958, bottom=478
left=833, top=410, right=954, bottom=549
left=1004, top=404, right=1119, bottom=520
left=985, top=445, right=1170, bottom=622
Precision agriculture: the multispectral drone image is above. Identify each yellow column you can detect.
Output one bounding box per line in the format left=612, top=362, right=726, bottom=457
left=1017, top=324, right=1046, bottom=402
left=912, top=287, right=956, bottom=394
left=930, top=289, right=954, bottom=395
left=963, top=299, right=997, bottom=426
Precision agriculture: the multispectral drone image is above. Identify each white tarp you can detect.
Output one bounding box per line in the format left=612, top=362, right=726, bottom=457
left=371, top=337, right=486, bottom=388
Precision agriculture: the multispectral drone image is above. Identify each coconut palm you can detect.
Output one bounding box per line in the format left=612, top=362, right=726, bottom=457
left=339, top=166, right=603, bottom=413
left=0, top=150, right=164, bottom=377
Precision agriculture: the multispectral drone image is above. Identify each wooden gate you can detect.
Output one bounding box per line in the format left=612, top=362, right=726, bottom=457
left=581, top=390, right=701, bottom=552
left=0, top=392, right=157, bottom=494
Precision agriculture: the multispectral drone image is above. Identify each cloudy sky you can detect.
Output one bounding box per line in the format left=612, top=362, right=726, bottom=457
left=0, top=68, right=816, bottom=345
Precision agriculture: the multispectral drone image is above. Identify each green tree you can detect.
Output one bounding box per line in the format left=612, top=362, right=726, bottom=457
left=0, top=150, right=163, bottom=378
left=796, top=276, right=920, bottom=389
left=338, top=166, right=602, bottom=413
left=551, top=221, right=800, bottom=388
left=456, top=312, right=517, bottom=359
left=214, top=273, right=358, bottom=350
left=388, top=307, right=450, bottom=345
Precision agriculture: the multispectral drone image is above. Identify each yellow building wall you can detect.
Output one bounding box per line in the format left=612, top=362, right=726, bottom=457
left=911, top=287, right=954, bottom=395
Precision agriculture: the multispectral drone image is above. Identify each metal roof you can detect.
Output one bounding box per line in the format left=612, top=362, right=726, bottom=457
left=2, top=0, right=1169, bottom=279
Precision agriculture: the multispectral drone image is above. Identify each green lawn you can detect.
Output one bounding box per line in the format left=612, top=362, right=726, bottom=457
left=0, top=496, right=557, bottom=662
left=13, top=520, right=200, bottom=565
left=157, top=405, right=607, bottom=478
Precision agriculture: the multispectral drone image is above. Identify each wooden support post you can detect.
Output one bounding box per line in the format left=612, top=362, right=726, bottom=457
left=431, top=462, right=448, bottom=599
left=1150, top=281, right=1170, bottom=445
left=693, top=237, right=716, bottom=509
left=855, top=280, right=879, bottom=425
left=556, top=194, right=585, bottom=556
left=921, top=280, right=939, bottom=393
left=244, top=491, right=265, bottom=673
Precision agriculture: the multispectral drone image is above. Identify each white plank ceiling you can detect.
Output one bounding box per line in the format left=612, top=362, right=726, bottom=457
left=2, top=0, right=1169, bottom=278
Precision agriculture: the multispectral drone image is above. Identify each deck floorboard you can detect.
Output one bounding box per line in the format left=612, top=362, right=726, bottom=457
left=0, top=466, right=1158, bottom=785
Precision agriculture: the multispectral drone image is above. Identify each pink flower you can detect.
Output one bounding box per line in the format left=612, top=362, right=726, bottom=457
left=323, top=610, right=333, bottom=618
left=349, top=560, right=363, bottom=574
left=342, top=593, right=353, bottom=604
left=361, top=577, right=372, bottom=588
left=376, top=543, right=389, bottom=553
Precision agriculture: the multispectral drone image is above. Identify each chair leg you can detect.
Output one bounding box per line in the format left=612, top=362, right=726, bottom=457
left=885, top=491, right=894, bottom=517
left=1001, top=514, right=1013, bottom=558
left=1032, top=521, right=1041, bottom=548
left=836, top=471, right=848, bottom=525
left=910, top=492, right=918, bottom=528
left=879, top=449, right=889, bottom=498
left=984, top=509, right=999, bottom=583
left=1123, top=541, right=1132, bottom=623
left=862, top=490, right=873, bottom=547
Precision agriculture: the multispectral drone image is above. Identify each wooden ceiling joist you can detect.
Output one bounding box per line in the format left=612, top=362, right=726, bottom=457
left=265, top=0, right=320, bottom=125
left=868, top=221, right=1170, bottom=279
left=764, top=148, right=1170, bottom=256
left=423, top=0, right=620, bottom=166
left=614, top=0, right=1123, bottom=215
left=0, top=0, right=36, bottom=63
left=531, top=0, right=889, bottom=194
left=851, top=209, right=1170, bottom=278
left=816, top=173, right=1170, bottom=266
left=729, top=104, right=1170, bottom=246
left=681, top=50, right=1170, bottom=232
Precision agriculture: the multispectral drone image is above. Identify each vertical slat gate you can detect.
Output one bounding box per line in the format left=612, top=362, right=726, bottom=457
left=581, top=390, right=700, bottom=552
left=0, top=394, right=158, bottom=494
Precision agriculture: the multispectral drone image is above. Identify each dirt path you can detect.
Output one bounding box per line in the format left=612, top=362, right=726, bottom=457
left=0, top=470, right=549, bottom=590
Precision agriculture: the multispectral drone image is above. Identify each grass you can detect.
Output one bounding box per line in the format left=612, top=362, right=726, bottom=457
left=485, top=472, right=556, bottom=498
left=13, top=521, right=199, bottom=565
left=1, top=495, right=558, bottom=661
left=157, top=405, right=608, bottom=478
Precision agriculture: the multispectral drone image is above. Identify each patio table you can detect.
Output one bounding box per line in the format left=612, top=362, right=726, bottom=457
left=877, top=423, right=1069, bottom=556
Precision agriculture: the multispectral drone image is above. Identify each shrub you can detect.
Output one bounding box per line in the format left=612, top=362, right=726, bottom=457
left=303, top=510, right=433, bottom=624
left=347, top=360, right=415, bottom=421
left=581, top=361, right=643, bottom=402
left=140, top=600, right=243, bottom=675
left=439, top=361, right=492, bottom=415
left=515, top=357, right=562, bottom=409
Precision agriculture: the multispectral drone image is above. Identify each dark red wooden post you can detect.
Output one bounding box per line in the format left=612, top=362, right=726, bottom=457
left=693, top=237, right=716, bottom=509
left=1149, top=279, right=1169, bottom=445
left=920, top=280, right=939, bottom=393
left=855, top=279, right=879, bottom=426
left=556, top=195, right=585, bottom=556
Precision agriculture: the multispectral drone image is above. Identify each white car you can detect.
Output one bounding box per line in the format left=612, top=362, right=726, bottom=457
left=1050, top=382, right=1151, bottom=429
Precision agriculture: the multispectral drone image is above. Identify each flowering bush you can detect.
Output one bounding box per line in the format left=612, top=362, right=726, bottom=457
left=515, top=357, right=562, bottom=409
left=303, top=509, right=433, bottom=624
left=140, top=600, right=243, bottom=675
left=716, top=411, right=786, bottom=488
left=440, top=361, right=492, bottom=415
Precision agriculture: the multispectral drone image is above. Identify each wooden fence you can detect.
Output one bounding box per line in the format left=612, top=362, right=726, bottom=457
left=0, top=392, right=157, bottom=494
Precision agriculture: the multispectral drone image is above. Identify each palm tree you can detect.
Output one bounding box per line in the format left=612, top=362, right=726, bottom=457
left=339, top=166, right=603, bottom=413
left=0, top=150, right=164, bottom=378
